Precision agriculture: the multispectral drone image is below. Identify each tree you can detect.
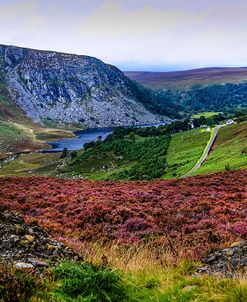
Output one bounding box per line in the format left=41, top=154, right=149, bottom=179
left=60, top=147, right=69, bottom=159
left=128, top=132, right=136, bottom=141
left=70, top=150, right=78, bottom=159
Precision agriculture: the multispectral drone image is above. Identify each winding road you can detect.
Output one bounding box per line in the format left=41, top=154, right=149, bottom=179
left=183, top=125, right=224, bottom=177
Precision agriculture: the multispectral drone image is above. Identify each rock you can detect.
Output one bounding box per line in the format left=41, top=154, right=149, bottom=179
left=9, top=234, right=19, bottom=243
left=226, top=249, right=234, bottom=256
left=198, top=240, right=247, bottom=277
left=15, top=262, right=34, bottom=269
left=0, top=44, right=170, bottom=128
left=205, top=255, right=218, bottom=263
left=46, top=243, right=56, bottom=251
left=230, top=241, right=243, bottom=248
left=0, top=210, right=81, bottom=272
left=182, top=285, right=197, bottom=292
left=28, top=258, right=48, bottom=267
left=25, top=234, right=35, bottom=242
left=28, top=228, right=34, bottom=235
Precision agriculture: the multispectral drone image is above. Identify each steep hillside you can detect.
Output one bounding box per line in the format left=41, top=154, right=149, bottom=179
left=126, top=70, right=247, bottom=114
left=0, top=44, right=174, bottom=127
left=125, top=67, right=247, bottom=90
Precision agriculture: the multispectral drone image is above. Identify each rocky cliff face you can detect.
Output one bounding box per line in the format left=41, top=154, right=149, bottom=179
left=0, top=45, right=167, bottom=127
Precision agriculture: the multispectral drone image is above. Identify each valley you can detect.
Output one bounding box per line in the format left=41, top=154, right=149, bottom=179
left=1, top=115, right=246, bottom=180
left=0, top=44, right=246, bottom=302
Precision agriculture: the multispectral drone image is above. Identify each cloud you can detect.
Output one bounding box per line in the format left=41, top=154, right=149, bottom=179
left=0, top=0, right=247, bottom=70
left=76, top=1, right=247, bottom=67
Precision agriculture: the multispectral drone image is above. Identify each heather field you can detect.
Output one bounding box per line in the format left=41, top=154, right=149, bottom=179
left=1, top=169, right=246, bottom=260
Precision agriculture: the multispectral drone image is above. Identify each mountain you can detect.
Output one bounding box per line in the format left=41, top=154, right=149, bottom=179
left=125, top=67, right=247, bottom=90
left=0, top=45, right=172, bottom=128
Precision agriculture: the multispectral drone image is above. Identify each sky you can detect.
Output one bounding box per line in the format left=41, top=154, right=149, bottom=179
left=0, top=0, right=247, bottom=71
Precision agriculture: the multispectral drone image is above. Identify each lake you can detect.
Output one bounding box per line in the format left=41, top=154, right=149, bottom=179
left=45, top=122, right=171, bottom=152
left=46, top=127, right=114, bottom=152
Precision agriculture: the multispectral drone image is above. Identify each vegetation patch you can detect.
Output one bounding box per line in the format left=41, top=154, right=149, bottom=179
left=0, top=153, right=61, bottom=177
left=192, top=111, right=222, bottom=118
left=50, top=261, right=127, bottom=302
left=1, top=257, right=247, bottom=302
left=194, top=121, right=247, bottom=175
left=0, top=170, right=246, bottom=259
left=65, top=134, right=171, bottom=180
left=164, top=128, right=210, bottom=178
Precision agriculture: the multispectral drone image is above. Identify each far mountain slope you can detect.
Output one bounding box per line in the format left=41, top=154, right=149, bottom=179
left=125, top=67, right=247, bottom=90
left=0, top=44, right=176, bottom=128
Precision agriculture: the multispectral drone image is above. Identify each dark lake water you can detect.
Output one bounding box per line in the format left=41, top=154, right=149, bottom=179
left=45, top=122, right=170, bottom=152
left=46, top=127, right=114, bottom=152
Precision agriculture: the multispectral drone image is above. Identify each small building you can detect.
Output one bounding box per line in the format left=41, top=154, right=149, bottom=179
left=226, top=119, right=235, bottom=125
left=190, top=121, right=194, bottom=129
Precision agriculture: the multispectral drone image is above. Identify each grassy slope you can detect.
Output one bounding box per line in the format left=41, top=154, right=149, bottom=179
left=164, top=128, right=210, bottom=179
left=0, top=152, right=61, bottom=177
left=192, top=111, right=222, bottom=118
left=194, top=121, right=247, bottom=175
left=0, top=80, right=76, bottom=157
left=0, top=122, right=45, bottom=158
left=63, top=135, right=170, bottom=180
left=0, top=120, right=76, bottom=158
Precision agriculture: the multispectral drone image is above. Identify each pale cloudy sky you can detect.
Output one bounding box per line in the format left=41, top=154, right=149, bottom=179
left=0, top=0, right=246, bottom=71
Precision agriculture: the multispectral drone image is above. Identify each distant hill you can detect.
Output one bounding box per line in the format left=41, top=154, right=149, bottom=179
left=125, top=67, right=247, bottom=90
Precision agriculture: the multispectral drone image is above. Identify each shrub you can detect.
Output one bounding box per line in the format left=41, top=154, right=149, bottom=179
left=0, top=263, right=38, bottom=302
left=70, top=150, right=78, bottom=159
left=60, top=147, right=69, bottom=159
left=225, top=163, right=230, bottom=171
left=50, top=261, right=127, bottom=302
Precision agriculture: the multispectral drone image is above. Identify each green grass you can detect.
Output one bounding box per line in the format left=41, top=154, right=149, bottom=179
left=0, top=123, right=22, bottom=138
left=194, top=121, right=247, bottom=175
left=0, top=152, right=61, bottom=177
left=192, top=111, right=222, bottom=118
left=0, top=121, right=41, bottom=157
left=2, top=260, right=247, bottom=302
left=164, top=128, right=210, bottom=179
left=33, top=128, right=75, bottom=141
left=125, top=263, right=247, bottom=302
left=1, top=121, right=246, bottom=180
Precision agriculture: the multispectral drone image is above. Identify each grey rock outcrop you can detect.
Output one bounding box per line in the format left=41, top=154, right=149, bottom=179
left=197, top=241, right=247, bottom=277
left=0, top=210, right=81, bottom=270
left=0, top=44, right=167, bottom=127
